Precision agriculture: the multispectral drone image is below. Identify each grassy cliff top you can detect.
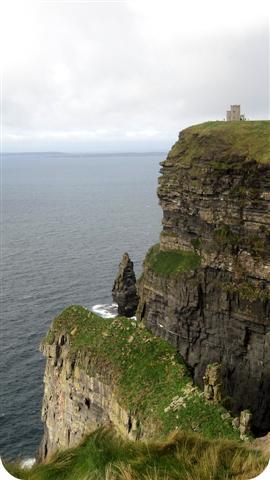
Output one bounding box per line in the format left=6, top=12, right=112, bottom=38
left=44, top=306, right=239, bottom=441
left=6, top=428, right=267, bottom=480
left=168, top=121, right=270, bottom=166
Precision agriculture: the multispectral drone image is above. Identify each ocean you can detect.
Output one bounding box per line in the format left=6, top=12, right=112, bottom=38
left=0, top=151, right=163, bottom=461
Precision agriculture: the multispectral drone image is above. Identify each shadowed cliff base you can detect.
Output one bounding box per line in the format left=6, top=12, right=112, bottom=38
left=5, top=427, right=268, bottom=480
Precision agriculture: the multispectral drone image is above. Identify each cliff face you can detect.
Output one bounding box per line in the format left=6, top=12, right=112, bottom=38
left=39, top=332, right=140, bottom=461
left=137, top=121, right=270, bottom=433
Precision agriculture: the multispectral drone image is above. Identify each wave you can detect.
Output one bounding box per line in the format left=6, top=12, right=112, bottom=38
left=20, top=457, right=36, bottom=470
left=91, top=303, right=137, bottom=321
left=91, top=303, right=118, bottom=319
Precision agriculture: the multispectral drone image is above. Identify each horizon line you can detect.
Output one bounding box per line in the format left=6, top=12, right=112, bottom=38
left=3, top=150, right=167, bottom=155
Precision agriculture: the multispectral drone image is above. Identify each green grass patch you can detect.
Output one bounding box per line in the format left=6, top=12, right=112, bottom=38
left=145, top=244, right=201, bottom=276
left=185, top=121, right=270, bottom=165
left=5, top=428, right=267, bottom=480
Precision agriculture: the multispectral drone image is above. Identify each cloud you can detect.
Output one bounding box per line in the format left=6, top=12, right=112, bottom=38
left=2, top=0, right=269, bottom=152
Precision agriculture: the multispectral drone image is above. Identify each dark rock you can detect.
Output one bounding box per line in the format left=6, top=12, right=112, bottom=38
left=112, top=253, right=138, bottom=317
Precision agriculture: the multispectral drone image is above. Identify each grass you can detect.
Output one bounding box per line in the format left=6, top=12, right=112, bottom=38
left=5, top=428, right=267, bottom=480
left=144, top=244, right=201, bottom=277
left=167, top=121, right=270, bottom=166
left=43, top=305, right=239, bottom=441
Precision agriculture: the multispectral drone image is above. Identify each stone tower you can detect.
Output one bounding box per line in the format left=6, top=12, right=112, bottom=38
left=226, top=105, right=241, bottom=121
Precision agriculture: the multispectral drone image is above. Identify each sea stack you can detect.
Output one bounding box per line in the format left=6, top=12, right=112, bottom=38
left=112, top=253, right=138, bottom=317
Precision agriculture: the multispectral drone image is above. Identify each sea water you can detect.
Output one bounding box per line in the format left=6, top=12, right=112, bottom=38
left=0, top=151, right=163, bottom=460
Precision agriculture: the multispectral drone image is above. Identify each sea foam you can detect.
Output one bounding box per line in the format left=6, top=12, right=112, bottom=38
left=20, top=457, right=36, bottom=470
left=91, top=303, right=118, bottom=319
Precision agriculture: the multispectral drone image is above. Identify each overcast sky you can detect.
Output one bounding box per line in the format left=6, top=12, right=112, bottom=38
left=1, top=0, right=269, bottom=152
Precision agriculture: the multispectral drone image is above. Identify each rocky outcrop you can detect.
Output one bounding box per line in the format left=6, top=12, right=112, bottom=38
left=39, top=334, right=140, bottom=460
left=203, top=363, right=222, bottom=403
left=253, top=433, right=270, bottom=456
left=39, top=305, right=243, bottom=461
left=112, top=253, right=138, bottom=317
left=239, top=410, right=252, bottom=438
left=137, top=122, right=270, bottom=433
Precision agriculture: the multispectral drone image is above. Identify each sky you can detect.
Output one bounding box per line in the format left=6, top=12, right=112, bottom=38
left=1, top=0, right=269, bottom=152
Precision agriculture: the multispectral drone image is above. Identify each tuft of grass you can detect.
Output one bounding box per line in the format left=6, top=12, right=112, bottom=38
left=4, top=428, right=268, bottom=480
left=145, top=244, right=201, bottom=277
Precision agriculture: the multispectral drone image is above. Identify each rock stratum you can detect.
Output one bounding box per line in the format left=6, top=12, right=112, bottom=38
left=137, top=121, right=270, bottom=434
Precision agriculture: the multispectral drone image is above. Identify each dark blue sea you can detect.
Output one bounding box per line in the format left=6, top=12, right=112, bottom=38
left=0, top=152, right=163, bottom=461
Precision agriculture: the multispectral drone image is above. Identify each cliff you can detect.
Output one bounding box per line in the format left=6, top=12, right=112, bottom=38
left=6, top=120, right=270, bottom=480
left=39, top=305, right=242, bottom=460
left=137, top=121, right=270, bottom=434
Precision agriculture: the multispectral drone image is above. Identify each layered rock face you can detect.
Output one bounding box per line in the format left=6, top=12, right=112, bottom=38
left=137, top=122, right=270, bottom=433
left=112, top=253, right=138, bottom=317
left=39, top=334, right=139, bottom=460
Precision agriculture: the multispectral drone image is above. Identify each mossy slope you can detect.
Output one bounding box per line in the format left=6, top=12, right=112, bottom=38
left=144, top=244, right=201, bottom=276
left=45, top=306, right=239, bottom=440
